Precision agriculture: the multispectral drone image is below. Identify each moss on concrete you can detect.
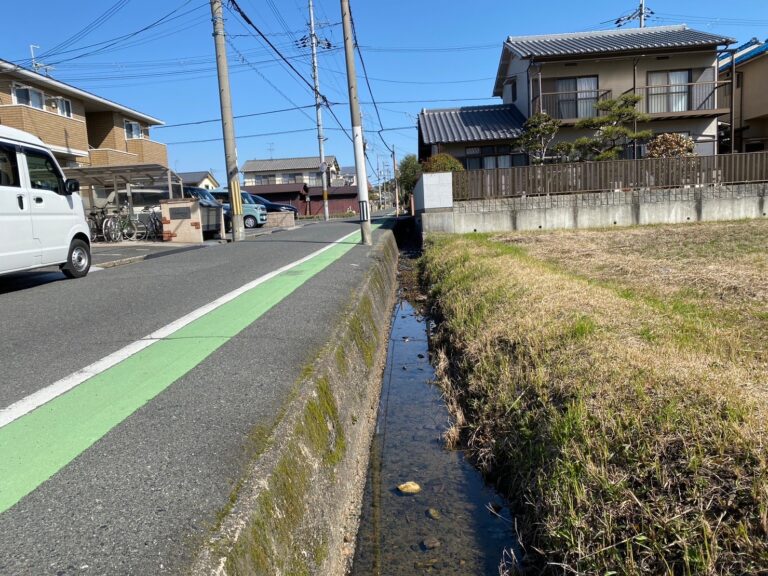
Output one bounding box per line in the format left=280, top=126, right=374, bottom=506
left=224, top=376, right=348, bottom=575
left=350, top=296, right=377, bottom=369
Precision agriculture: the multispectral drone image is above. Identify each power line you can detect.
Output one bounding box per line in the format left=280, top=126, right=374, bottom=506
left=227, top=0, right=317, bottom=96
left=225, top=37, right=316, bottom=125
left=347, top=2, right=392, bottom=154
left=167, top=127, right=316, bottom=145
left=156, top=104, right=321, bottom=129
left=42, top=1, right=204, bottom=66
left=36, top=0, right=131, bottom=62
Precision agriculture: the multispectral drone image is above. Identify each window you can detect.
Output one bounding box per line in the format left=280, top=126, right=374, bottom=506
left=124, top=120, right=143, bottom=139
left=13, top=85, right=44, bottom=110
left=462, top=144, right=524, bottom=170
left=0, top=144, right=20, bottom=187
left=284, top=172, right=303, bottom=183
left=25, top=148, right=65, bottom=194
left=507, top=77, right=518, bottom=101
left=647, top=70, right=690, bottom=113
left=56, top=98, right=72, bottom=118
left=555, top=76, right=598, bottom=119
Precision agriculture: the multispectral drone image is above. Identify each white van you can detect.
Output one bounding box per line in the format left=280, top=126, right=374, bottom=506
left=0, top=126, right=91, bottom=278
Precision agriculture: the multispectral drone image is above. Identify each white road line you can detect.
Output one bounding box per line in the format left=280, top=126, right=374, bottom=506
left=0, top=229, right=359, bottom=429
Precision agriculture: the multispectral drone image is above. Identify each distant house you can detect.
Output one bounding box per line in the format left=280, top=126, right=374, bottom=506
left=0, top=58, right=167, bottom=168
left=418, top=25, right=734, bottom=167
left=178, top=170, right=219, bottom=189
left=719, top=38, right=768, bottom=152
left=242, top=183, right=358, bottom=216
left=333, top=165, right=357, bottom=187
left=241, top=156, right=340, bottom=187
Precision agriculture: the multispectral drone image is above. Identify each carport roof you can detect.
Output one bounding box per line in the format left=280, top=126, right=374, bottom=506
left=418, top=104, right=525, bottom=145
left=64, top=164, right=181, bottom=188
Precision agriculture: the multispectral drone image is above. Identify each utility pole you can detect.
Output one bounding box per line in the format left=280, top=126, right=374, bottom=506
left=210, top=0, right=244, bottom=241
left=308, top=0, right=330, bottom=221
left=639, top=0, right=646, bottom=27
left=340, top=0, right=371, bottom=245
left=392, top=146, right=400, bottom=216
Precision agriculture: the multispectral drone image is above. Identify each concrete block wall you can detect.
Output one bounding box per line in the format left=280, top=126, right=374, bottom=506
left=415, top=171, right=768, bottom=235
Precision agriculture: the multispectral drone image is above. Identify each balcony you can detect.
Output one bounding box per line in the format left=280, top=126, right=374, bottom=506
left=634, top=81, right=730, bottom=118
left=532, top=89, right=612, bottom=122
left=0, top=105, right=88, bottom=154
left=126, top=138, right=168, bottom=166
left=88, top=148, right=139, bottom=167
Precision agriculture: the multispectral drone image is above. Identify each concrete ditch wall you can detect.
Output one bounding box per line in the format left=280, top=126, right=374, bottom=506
left=192, top=231, right=398, bottom=576
left=415, top=174, right=767, bottom=235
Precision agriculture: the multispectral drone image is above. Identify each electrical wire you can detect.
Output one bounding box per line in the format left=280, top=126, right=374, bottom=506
left=156, top=104, right=321, bottom=129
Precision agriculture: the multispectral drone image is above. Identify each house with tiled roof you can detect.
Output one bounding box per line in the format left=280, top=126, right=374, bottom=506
left=177, top=170, right=219, bottom=190
left=719, top=38, right=768, bottom=152
left=241, top=155, right=340, bottom=187
left=418, top=25, right=734, bottom=167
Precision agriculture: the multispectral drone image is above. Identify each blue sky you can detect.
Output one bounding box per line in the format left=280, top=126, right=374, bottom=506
left=3, top=1, right=767, bottom=183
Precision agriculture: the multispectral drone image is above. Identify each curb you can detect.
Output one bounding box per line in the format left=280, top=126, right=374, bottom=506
left=192, top=230, right=399, bottom=575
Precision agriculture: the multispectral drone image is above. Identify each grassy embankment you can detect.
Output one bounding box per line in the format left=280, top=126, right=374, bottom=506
left=421, top=220, right=768, bottom=574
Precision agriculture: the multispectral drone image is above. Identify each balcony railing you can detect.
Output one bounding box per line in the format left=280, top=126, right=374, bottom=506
left=634, top=81, right=730, bottom=116
left=532, top=89, right=612, bottom=121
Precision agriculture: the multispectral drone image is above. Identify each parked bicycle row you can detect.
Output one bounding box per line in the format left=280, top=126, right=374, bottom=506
left=87, top=204, right=164, bottom=243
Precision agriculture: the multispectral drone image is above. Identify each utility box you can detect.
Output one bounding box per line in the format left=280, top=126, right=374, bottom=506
left=160, top=198, right=204, bottom=243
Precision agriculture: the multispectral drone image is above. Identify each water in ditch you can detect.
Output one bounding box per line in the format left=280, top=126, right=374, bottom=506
left=350, top=299, right=519, bottom=575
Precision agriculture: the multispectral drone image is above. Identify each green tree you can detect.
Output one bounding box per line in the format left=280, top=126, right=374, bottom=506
left=397, top=154, right=422, bottom=197
left=421, top=153, right=464, bottom=173
left=567, top=94, right=652, bottom=161
left=517, top=113, right=561, bottom=164
left=646, top=132, right=696, bottom=158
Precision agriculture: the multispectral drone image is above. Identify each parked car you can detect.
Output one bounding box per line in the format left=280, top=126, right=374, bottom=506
left=245, top=193, right=299, bottom=217
left=0, top=126, right=90, bottom=278
left=209, top=188, right=267, bottom=229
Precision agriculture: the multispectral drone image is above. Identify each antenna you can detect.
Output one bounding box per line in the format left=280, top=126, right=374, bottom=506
left=29, top=44, right=54, bottom=75
left=266, top=142, right=275, bottom=159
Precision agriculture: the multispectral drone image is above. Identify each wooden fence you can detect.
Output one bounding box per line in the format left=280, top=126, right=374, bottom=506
left=452, top=151, right=768, bottom=201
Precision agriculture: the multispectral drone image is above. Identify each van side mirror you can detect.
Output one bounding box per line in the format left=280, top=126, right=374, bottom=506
left=65, top=179, right=80, bottom=195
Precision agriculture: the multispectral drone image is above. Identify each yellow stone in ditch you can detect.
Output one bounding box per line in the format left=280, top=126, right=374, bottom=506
left=397, top=481, right=421, bottom=494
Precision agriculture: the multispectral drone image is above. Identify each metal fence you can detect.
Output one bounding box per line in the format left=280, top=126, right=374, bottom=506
left=452, top=151, right=768, bottom=200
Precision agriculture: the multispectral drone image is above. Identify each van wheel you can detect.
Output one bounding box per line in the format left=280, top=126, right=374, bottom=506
left=244, top=215, right=257, bottom=229
left=61, top=239, right=91, bottom=279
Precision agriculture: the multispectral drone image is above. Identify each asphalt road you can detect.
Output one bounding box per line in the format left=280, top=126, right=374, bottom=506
left=0, top=219, right=390, bottom=575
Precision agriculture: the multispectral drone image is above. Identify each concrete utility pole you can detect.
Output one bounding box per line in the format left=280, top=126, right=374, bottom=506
left=639, top=0, right=646, bottom=27
left=340, top=0, right=372, bottom=245
left=308, top=0, right=330, bottom=221
left=392, top=146, right=400, bottom=216
left=210, top=0, right=245, bottom=241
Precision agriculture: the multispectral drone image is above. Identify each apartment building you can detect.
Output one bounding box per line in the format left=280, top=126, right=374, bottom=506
left=719, top=38, right=768, bottom=152
left=0, top=58, right=167, bottom=168
left=241, top=156, right=339, bottom=187
left=419, top=25, right=734, bottom=166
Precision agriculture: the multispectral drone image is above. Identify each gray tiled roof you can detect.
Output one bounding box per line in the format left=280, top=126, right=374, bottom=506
left=241, top=155, right=337, bottom=173
left=504, top=25, right=734, bottom=59
left=177, top=171, right=214, bottom=184
left=418, top=104, right=525, bottom=145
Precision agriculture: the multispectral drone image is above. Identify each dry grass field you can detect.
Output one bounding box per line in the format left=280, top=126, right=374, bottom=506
left=421, top=219, right=768, bottom=575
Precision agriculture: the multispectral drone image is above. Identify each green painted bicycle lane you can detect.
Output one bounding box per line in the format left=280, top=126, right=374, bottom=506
left=0, top=230, right=368, bottom=514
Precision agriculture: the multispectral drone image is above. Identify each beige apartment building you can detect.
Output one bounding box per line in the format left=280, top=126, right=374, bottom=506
left=719, top=38, right=768, bottom=152
left=419, top=25, right=734, bottom=166
left=0, top=58, right=167, bottom=168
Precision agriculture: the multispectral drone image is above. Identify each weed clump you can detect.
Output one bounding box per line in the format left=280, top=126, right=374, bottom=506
left=422, top=228, right=768, bottom=575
